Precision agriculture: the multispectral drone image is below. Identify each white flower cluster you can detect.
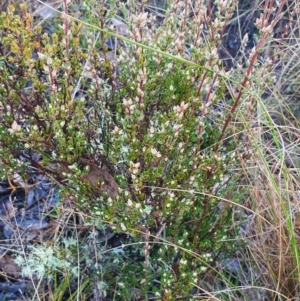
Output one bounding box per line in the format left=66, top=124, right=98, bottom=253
left=129, top=161, right=140, bottom=179
left=131, top=12, right=148, bottom=41
left=137, top=68, right=147, bottom=85
left=122, top=98, right=135, bottom=114
left=173, top=123, right=183, bottom=137
left=215, top=0, right=230, bottom=10
left=8, top=120, right=21, bottom=134
left=151, top=148, right=162, bottom=158
left=173, top=101, right=189, bottom=120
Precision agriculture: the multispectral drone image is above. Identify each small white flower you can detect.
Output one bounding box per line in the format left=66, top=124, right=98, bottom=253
left=37, top=52, right=45, bottom=59
left=43, top=65, right=50, bottom=73
left=151, top=148, right=162, bottom=158
left=113, top=126, right=123, bottom=135
left=173, top=124, right=183, bottom=132
left=130, top=161, right=140, bottom=174
left=122, top=98, right=133, bottom=107
left=167, top=62, right=173, bottom=69
left=174, top=101, right=189, bottom=119
left=138, top=12, right=148, bottom=27
left=8, top=121, right=21, bottom=134
left=180, top=259, right=187, bottom=265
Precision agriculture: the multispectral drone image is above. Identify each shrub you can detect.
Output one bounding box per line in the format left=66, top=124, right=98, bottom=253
left=0, top=0, right=284, bottom=299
